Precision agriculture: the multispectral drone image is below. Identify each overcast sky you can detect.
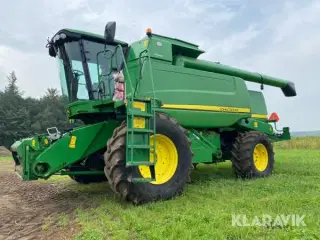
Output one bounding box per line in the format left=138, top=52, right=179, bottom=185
left=0, top=0, right=318, bottom=131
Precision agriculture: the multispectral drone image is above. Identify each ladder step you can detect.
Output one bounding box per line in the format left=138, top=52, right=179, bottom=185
left=127, top=161, right=154, bottom=166
left=128, top=145, right=153, bottom=149
left=127, top=128, right=154, bottom=133
left=128, top=110, right=153, bottom=117
left=126, top=98, right=156, bottom=174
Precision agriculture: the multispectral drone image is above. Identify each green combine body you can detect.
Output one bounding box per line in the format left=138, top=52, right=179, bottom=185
left=10, top=22, right=296, bottom=204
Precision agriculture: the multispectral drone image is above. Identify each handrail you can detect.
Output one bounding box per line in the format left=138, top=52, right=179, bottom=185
left=96, top=49, right=114, bottom=100
left=96, top=45, right=135, bottom=101
left=114, top=45, right=136, bottom=165
left=137, top=49, right=157, bottom=164
left=114, top=44, right=134, bottom=101
left=137, top=49, right=156, bottom=100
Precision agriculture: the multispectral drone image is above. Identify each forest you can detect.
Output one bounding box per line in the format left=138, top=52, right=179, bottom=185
left=0, top=71, right=69, bottom=148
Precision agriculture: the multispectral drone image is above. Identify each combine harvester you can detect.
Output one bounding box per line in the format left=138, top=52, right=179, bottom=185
left=10, top=22, right=296, bottom=204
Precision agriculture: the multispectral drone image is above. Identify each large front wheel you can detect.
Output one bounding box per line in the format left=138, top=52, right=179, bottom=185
left=104, top=114, right=193, bottom=204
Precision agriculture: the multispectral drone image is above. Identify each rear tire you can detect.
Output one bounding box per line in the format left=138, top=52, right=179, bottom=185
left=104, top=113, right=193, bottom=204
left=231, top=131, right=274, bottom=178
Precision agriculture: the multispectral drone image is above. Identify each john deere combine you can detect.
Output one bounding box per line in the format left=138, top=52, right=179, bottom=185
left=10, top=22, right=296, bottom=204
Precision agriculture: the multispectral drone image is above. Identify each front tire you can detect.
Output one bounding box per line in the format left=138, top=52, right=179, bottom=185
left=231, top=131, right=274, bottom=178
left=104, top=113, right=193, bottom=204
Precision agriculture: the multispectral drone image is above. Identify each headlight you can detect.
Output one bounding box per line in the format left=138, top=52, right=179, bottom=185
left=53, top=33, right=67, bottom=43
left=53, top=35, right=60, bottom=42
left=59, top=33, right=67, bottom=39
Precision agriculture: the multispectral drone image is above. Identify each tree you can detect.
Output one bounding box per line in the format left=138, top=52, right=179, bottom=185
left=44, top=88, right=59, bottom=100
left=5, top=71, right=23, bottom=97
left=0, top=72, right=70, bottom=148
left=0, top=71, right=30, bottom=147
left=39, top=88, right=68, bottom=130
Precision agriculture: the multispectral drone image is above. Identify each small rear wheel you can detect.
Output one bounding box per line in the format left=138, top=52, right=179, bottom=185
left=231, top=131, right=274, bottom=178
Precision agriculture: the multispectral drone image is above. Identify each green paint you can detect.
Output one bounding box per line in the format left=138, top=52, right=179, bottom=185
left=249, top=90, right=268, bottom=118
left=238, top=118, right=274, bottom=136
left=67, top=99, right=116, bottom=119
left=34, top=121, right=119, bottom=178
left=125, top=98, right=157, bottom=181
left=13, top=121, right=120, bottom=180
left=10, top=24, right=295, bottom=182
left=188, top=130, right=222, bottom=163
left=270, top=127, right=291, bottom=142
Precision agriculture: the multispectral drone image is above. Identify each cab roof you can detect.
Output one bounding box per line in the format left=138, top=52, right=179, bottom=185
left=53, top=28, right=128, bottom=46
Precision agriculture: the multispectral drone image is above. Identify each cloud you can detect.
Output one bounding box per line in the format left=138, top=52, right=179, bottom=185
left=202, top=24, right=261, bottom=59
left=271, top=1, right=320, bottom=44
left=230, top=0, right=320, bottom=131
left=0, top=0, right=319, bottom=131
left=0, top=46, right=59, bottom=97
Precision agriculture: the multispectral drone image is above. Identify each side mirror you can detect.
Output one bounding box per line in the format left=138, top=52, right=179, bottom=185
left=48, top=45, right=56, bottom=57
left=104, top=21, right=116, bottom=43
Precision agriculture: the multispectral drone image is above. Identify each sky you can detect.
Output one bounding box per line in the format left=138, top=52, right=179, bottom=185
left=0, top=0, right=319, bottom=131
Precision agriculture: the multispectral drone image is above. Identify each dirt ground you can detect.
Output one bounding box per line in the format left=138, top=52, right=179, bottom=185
left=0, top=160, right=96, bottom=240
left=0, top=147, right=10, bottom=157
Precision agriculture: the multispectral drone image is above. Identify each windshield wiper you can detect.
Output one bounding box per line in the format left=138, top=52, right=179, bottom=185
left=59, top=45, right=78, bottom=102
left=79, top=40, right=94, bottom=100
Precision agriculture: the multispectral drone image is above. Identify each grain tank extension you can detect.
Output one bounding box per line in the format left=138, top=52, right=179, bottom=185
left=10, top=22, right=296, bottom=204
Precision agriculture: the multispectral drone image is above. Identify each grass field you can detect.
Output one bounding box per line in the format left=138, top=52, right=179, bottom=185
left=275, top=136, right=320, bottom=149
left=0, top=156, right=11, bottom=161
left=67, top=149, right=319, bottom=240
left=1, top=138, right=319, bottom=239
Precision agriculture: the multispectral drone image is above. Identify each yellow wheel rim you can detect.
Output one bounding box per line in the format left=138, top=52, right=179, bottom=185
left=253, top=143, right=269, bottom=171
left=139, top=134, right=178, bottom=185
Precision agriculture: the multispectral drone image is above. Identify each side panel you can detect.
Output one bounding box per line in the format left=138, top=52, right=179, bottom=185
left=188, top=130, right=222, bottom=163
left=134, top=60, right=251, bottom=128
left=249, top=90, right=268, bottom=120
left=157, top=110, right=249, bottom=128
left=34, top=121, right=120, bottom=178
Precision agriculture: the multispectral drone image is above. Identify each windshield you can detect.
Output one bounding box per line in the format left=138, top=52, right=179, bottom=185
left=57, top=40, right=124, bottom=102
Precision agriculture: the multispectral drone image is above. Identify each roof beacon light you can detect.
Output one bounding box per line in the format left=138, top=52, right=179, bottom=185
left=146, top=28, right=152, bottom=37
